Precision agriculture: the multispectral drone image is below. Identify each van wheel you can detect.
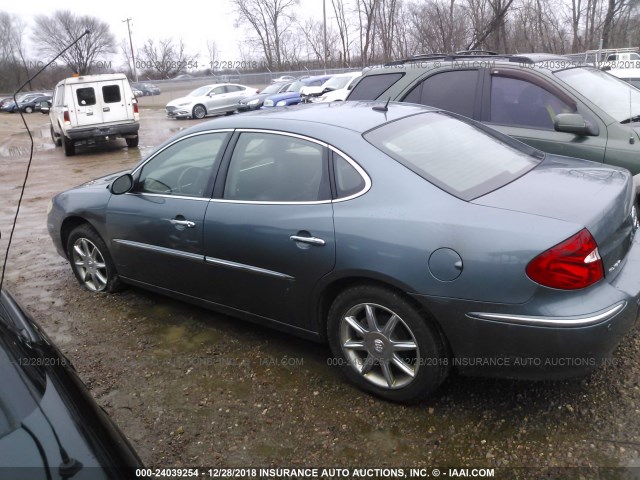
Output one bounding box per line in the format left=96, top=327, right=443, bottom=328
left=51, top=126, right=62, bottom=147
left=192, top=104, right=206, bottom=119
left=327, top=284, right=449, bottom=403
left=126, top=135, right=139, bottom=148
left=63, top=136, right=75, bottom=156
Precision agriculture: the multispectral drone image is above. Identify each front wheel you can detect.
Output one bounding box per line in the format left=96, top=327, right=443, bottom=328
left=66, top=224, right=123, bottom=293
left=327, top=285, right=449, bottom=403
left=24, top=106, right=33, bottom=113
left=192, top=104, right=206, bottom=119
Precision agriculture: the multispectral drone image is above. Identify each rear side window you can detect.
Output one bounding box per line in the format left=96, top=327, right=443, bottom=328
left=333, top=152, right=366, bottom=199
left=102, top=85, right=121, bottom=103
left=76, top=87, right=96, bottom=106
left=364, top=112, right=540, bottom=201
left=403, top=70, right=478, bottom=118
left=348, top=73, right=404, bottom=101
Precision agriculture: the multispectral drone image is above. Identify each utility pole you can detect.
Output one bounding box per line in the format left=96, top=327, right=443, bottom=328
left=123, top=17, right=138, bottom=82
left=323, top=0, right=328, bottom=73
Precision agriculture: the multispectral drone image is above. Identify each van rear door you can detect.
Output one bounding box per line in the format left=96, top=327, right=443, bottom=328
left=99, top=80, right=132, bottom=123
left=71, top=83, right=104, bottom=126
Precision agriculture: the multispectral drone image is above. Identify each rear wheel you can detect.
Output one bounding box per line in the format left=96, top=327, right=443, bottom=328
left=66, top=224, right=123, bottom=293
left=51, top=126, right=62, bottom=147
left=327, top=284, right=449, bottom=403
left=63, top=136, right=75, bottom=156
left=126, top=135, right=139, bottom=148
left=192, top=104, right=206, bottom=119
left=24, top=106, right=33, bottom=113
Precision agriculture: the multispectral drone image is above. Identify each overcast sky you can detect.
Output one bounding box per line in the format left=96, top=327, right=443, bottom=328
left=7, top=0, right=327, bottom=64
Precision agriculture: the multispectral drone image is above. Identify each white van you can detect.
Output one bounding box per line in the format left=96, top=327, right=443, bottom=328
left=48, top=74, right=140, bottom=156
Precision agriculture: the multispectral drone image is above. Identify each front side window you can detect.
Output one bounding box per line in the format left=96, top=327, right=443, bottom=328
left=404, top=70, right=478, bottom=118
left=364, top=112, right=541, bottom=200
left=490, top=76, right=575, bottom=129
left=224, top=132, right=330, bottom=202
left=102, top=85, right=121, bottom=103
left=555, top=67, right=640, bottom=123
left=76, top=87, right=96, bottom=106
left=137, top=133, right=228, bottom=198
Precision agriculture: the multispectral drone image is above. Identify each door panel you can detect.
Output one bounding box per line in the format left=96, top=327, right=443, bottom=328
left=106, top=132, right=230, bottom=295
left=201, top=130, right=335, bottom=330
left=71, top=84, right=104, bottom=126
left=100, top=81, right=131, bottom=123
left=202, top=202, right=335, bottom=328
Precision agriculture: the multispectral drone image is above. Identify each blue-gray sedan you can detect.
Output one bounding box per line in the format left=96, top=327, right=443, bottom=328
left=47, top=102, right=640, bottom=403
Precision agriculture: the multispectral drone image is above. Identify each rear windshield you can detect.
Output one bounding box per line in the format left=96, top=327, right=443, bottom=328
left=364, top=112, right=541, bottom=200
left=348, top=73, right=404, bottom=101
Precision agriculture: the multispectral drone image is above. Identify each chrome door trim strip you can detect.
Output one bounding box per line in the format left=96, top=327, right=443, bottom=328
left=112, top=239, right=204, bottom=262
left=204, top=256, right=294, bottom=281
left=466, top=302, right=626, bottom=328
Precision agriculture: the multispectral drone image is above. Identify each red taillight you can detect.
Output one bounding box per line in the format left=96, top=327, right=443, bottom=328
left=526, top=228, right=604, bottom=290
left=63, top=110, right=71, bottom=124
left=133, top=101, right=139, bottom=114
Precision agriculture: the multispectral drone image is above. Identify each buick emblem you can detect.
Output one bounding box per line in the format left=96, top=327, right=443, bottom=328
left=374, top=339, right=385, bottom=353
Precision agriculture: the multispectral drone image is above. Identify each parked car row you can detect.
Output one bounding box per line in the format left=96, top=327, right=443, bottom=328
left=1, top=92, right=52, bottom=113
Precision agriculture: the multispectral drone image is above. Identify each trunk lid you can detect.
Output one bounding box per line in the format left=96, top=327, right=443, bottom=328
left=473, top=155, right=638, bottom=278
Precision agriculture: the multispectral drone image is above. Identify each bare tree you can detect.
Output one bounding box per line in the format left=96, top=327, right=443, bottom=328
left=0, top=12, right=30, bottom=90
left=140, top=38, right=197, bottom=79
left=32, top=10, right=115, bottom=75
left=332, top=0, right=353, bottom=65
left=232, top=0, right=300, bottom=69
left=206, top=40, right=217, bottom=71
left=355, top=0, right=379, bottom=65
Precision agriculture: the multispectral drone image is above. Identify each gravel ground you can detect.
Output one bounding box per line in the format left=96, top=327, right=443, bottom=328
left=1, top=108, right=640, bottom=479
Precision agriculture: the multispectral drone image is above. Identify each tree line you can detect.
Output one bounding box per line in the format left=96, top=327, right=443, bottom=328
left=0, top=0, right=638, bottom=92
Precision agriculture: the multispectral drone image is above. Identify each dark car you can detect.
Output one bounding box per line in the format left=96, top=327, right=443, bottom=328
left=0, top=289, right=144, bottom=478
left=19, top=94, right=52, bottom=113
left=132, top=83, right=161, bottom=96
left=47, top=102, right=640, bottom=403
left=237, top=81, right=292, bottom=112
left=348, top=52, right=640, bottom=175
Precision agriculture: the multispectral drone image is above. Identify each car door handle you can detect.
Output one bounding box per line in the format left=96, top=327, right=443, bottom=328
left=290, top=235, right=325, bottom=246
left=170, top=219, right=196, bottom=228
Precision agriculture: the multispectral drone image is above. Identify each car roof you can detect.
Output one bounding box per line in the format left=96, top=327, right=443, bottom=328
left=185, top=101, right=437, bottom=135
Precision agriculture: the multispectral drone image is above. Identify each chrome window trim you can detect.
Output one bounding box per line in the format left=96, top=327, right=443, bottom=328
left=467, top=301, right=626, bottom=328
left=113, top=239, right=204, bottom=262
left=215, top=129, right=371, bottom=205
left=205, top=256, right=294, bottom=281
left=125, top=192, right=210, bottom=202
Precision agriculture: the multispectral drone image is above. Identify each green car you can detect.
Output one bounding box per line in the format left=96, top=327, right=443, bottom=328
left=349, top=53, right=640, bottom=176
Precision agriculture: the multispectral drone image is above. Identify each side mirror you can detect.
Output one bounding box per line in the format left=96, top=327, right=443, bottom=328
left=110, top=173, right=134, bottom=195
left=554, top=113, right=598, bottom=136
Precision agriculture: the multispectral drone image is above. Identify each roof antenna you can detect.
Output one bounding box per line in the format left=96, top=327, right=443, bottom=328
left=373, top=97, right=391, bottom=112
left=0, top=28, right=91, bottom=292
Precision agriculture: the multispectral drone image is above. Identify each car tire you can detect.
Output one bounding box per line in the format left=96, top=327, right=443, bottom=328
left=51, top=126, right=62, bottom=147
left=24, top=106, right=33, bottom=113
left=126, top=135, right=139, bottom=148
left=327, top=284, right=449, bottom=403
left=66, top=224, right=123, bottom=293
left=192, top=104, right=206, bottom=119
left=63, top=136, right=75, bottom=156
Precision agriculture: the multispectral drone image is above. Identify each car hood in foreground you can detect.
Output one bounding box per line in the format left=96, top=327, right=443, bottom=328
left=474, top=154, right=636, bottom=274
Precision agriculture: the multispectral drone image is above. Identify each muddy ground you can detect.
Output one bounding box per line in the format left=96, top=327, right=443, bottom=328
left=1, top=107, right=640, bottom=478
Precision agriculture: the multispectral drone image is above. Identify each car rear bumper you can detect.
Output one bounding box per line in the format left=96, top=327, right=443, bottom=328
left=66, top=122, right=139, bottom=140
left=410, top=234, right=640, bottom=380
